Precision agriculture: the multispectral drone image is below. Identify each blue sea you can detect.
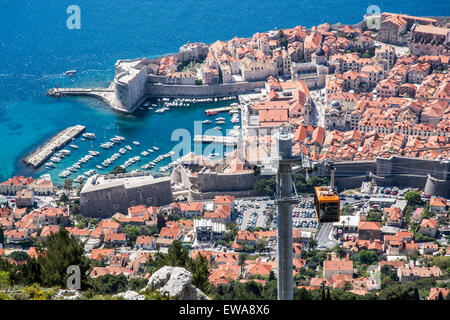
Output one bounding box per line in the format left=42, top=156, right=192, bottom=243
left=0, top=0, right=448, bottom=185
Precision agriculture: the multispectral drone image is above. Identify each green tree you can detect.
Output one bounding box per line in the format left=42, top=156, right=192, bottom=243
left=0, top=271, right=11, bottom=290
left=89, top=274, right=128, bottom=295
left=146, top=241, right=211, bottom=294
left=405, top=191, right=422, bottom=206
left=352, top=250, right=379, bottom=265
left=37, top=227, right=90, bottom=288
left=156, top=213, right=166, bottom=233
left=8, top=251, right=30, bottom=263
left=63, top=178, right=73, bottom=191
left=254, top=177, right=276, bottom=196
left=255, top=238, right=267, bottom=254
left=238, top=252, right=248, bottom=268
left=187, top=253, right=211, bottom=294
left=109, top=166, right=126, bottom=175
left=333, top=244, right=347, bottom=259
left=307, top=238, right=318, bottom=251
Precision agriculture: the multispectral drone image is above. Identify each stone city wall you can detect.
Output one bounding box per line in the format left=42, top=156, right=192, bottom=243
left=144, top=81, right=266, bottom=98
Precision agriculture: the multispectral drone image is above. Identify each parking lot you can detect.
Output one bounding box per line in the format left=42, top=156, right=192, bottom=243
left=235, top=198, right=274, bottom=230
left=270, top=198, right=319, bottom=232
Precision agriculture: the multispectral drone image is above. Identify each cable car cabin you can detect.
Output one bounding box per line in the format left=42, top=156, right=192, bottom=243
left=314, top=186, right=340, bottom=223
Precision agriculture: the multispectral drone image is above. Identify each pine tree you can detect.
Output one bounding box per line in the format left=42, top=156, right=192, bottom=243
left=37, top=227, right=89, bottom=288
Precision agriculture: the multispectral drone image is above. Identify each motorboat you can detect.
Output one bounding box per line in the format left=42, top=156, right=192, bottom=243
left=70, top=144, right=79, bottom=149
left=82, top=133, right=96, bottom=140
left=153, top=146, right=159, bottom=151
left=125, top=145, right=132, bottom=151
left=132, top=141, right=140, bottom=146
left=215, top=117, right=226, bottom=121
left=65, top=69, right=77, bottom=76
left=202, top=120, right=211, bottom=124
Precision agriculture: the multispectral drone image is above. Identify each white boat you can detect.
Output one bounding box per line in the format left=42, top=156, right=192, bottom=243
left=141, top=151, right=149, bottom=156
left=70, top=144, right=79, bottom=149
left=44, top=162, right=55, bottom=167
left=132, top=141, right=140, bottom=146
left=148, top=149, right=154, bottom=153
left=96, top=165, right=103, bottom=170
left=89, top=150, right=100, bottom=156
left=215, top=117, right=226, bottom=121
left=214, top=126, right=222, bottom=130
left=50, top=156, right=61, bottom=163
left=202, top=120, right=211, bottom=124
left=216, top=121, right=225, bottom=125
left=125, top=145, right=132, bottom=151
left=119, top=148, right=126, bottom=154
left=82, top=133, right=96, bottom=140
left=101, top=142, right=113, bottom=149
left=65, top=69, right=77, bottom=76
left=61, top=149, right=71, bottom=155
left=153, top=146, right=159, bottom=151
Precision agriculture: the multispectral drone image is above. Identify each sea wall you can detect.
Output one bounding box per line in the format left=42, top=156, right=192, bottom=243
left=144, top=81, right=265, bottom=98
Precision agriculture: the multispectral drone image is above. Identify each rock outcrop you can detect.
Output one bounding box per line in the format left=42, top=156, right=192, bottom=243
left=113, top=290, right=146, bottom=300
left=147, top=266, right=208, bottom=300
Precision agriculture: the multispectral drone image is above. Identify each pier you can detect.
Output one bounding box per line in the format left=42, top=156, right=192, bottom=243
left=23, top=125, right=86, bottom=168
left=46, top=84, right=133, bottom=114
left=193, top=135, right=237, bottom=146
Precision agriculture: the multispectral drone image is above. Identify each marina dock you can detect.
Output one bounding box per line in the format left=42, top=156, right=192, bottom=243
left=204, top=105, right=240, bottom=115
left=23, top=125, right=86, bottom=168
left=193, top=135, right=237, bottom=146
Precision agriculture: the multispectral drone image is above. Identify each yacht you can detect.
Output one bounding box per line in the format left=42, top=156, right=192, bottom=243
left=215, top=117, right=226, bottom=121
left=132, top=141, right=140, bottom=146
left=216, top=120, right=225, bottom=125
left=50, top=156, right=61, bottom=163
left=65, top=69, right=77, bottom=76
left=82, top=132, right=96, bottom=140
left=153, top=146, right=159, bottom=151
left=89, top=150, right=100, bottom=156
left=202, top=120, right=211, bottom=124
left=101, top=142, right=114, bottom=149
left=125, top=145, right=132, bottom=151
left=119, top=148, right=127, bottom=154
left=96, top=165, right=103, bottom=170
left=141, top=151, right=149, bottom=156
left=44, top=162, right=55, bottom=168
left=148, top=149, right=154, bottom=153
left=70, top=144, right=79, bottom=149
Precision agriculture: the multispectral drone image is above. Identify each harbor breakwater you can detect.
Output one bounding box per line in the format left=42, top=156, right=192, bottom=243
left=23, top=125, right=86, bottom=168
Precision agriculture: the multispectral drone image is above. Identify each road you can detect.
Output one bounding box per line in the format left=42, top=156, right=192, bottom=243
left=316, top=222, right=340, bottom=250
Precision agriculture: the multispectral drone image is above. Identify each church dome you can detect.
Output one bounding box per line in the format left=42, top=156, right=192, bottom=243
left=331, top=99, right=340, bottom=108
